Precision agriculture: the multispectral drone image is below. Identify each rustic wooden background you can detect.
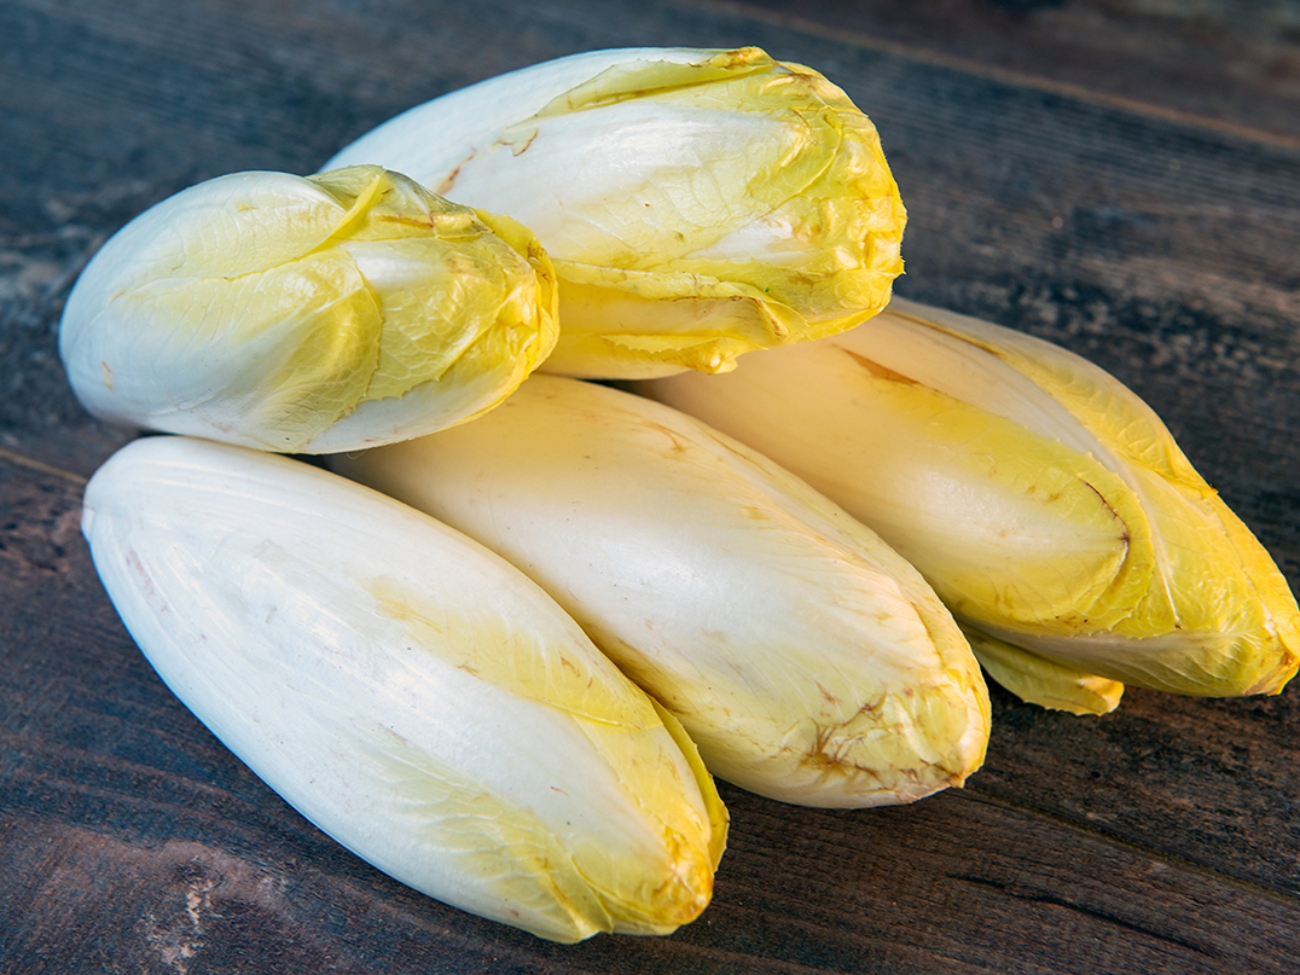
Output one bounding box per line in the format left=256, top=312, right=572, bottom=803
left=2, top=1, right=1298, bottom=972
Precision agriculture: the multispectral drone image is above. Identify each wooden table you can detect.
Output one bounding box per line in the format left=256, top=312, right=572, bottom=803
left=3, top=2, right=1297, bottom=971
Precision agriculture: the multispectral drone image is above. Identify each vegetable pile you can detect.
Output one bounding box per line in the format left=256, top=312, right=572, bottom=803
left=60, top=46, right=1299, bottom=943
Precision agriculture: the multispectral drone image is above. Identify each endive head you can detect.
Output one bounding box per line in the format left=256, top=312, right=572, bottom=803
left=332, top=374, right=989, bottom=807
left=59, top=166, right=558, bottom=452
left=81, top=436, right=724, bottom=942
left=325, top=47, right=906, bottom=378
left=643, top=298, right=1299, bottom=700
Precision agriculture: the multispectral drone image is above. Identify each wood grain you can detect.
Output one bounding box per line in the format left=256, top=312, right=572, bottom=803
left=728, top=0, right=1300, bottom=145
left=2, top=0, right=1298, bottom=971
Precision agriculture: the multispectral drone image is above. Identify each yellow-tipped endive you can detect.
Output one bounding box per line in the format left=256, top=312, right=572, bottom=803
left=643, top=298, right=1300, bottom=712
left=324, top=47, right=906, bottom=379
left=81, top=436, right=725, bottom=943
left=333, top=375, right=989, bottom=808
left=60, top=166, right=557, bottom=452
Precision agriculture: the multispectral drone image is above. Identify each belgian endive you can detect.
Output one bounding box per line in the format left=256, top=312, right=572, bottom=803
left=81, top=436, right=725, bottom=943
left=325, top=47, right=906, bottom=379
left=643, top=298, right=1300, bottom=712
left=333, top=375, right=990, bottom=807
left=60, top=166, right=558, bottom=452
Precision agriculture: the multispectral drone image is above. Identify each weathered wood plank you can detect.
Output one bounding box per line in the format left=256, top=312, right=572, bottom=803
left=728, top=0, right=1300, bottom=146
left=973, top=682, right=1300, bottom=897
left=3, top=0, right=1299, bottom=971
left=3, top=456, right=1298, bottom=973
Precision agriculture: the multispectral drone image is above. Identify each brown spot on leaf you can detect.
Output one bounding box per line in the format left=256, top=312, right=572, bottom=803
left=841, top=348, right=918, bottom=385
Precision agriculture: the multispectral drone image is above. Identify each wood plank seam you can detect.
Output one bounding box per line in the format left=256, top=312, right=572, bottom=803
left=949, top=873, right=1218, bottom=957
left=957, top=787, right=1300, bottom=908
left=691, top=0, right=1300, bottom=153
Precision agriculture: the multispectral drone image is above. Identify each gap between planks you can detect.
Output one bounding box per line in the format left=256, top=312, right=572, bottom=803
left=691, top=0, right=1300, bottom=154
left=958, top=786, right=1300, bottom=910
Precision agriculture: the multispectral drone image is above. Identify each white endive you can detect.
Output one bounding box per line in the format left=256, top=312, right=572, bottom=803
left=644, top=297, right=1300, bottom=712
left=81, top=436, right=725, bottom=943
left=60, top=166, right=558, bottom=453
left=333, top=375, right=990, bottom=808
left=325, top=47, right=906, bottom=379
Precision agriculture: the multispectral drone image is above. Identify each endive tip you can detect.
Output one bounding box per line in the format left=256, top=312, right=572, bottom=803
left=649, top=699, right=729, bottom=871
left=795, top=688, right=987, bottom=802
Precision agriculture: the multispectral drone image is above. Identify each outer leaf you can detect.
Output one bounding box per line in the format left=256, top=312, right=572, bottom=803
left=333, top=375, right=989, bottom=808
left=325, top=47, right=906, bottom=378
left=962, top=625, right=1124, bottom=716
left=81, top=436, right=724, bottom=942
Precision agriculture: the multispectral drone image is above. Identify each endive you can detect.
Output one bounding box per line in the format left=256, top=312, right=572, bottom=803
left=81, top=436, right=725, bottom=943
left=60, top=165, right=558, bottom=452
left=333, top=375, right=990, bottom=807
left=643, top=297, right=1300, bottom=712
left=325, top=47, right=906, bottom=378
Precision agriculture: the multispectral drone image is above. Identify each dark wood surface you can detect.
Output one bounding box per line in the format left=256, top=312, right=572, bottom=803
left=2, top=1, right=1298, bottom=972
